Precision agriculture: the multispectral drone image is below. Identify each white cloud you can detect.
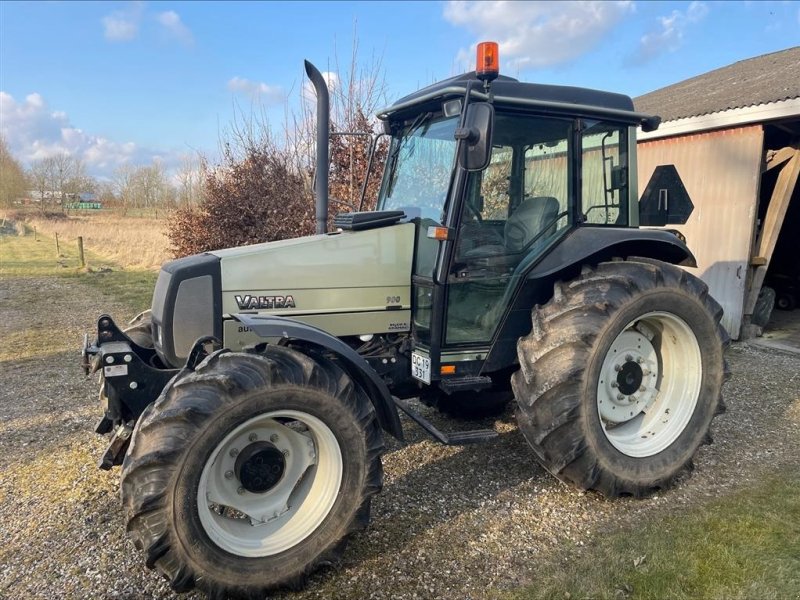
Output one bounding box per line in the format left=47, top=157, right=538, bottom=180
left=0, top=91, right=178, bottom=179
left=227, top=77, right=285, bottom=104
left=156, top=10, right=193, bottom=46
left=630, top=1, right=709, bottom=65
left=102, top=2, right=144, bottom=42
left=443, top=1, right=634, bottom=70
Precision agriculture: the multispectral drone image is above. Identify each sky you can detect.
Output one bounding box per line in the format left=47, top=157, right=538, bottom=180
left=1, top=1, right=799, bottom=181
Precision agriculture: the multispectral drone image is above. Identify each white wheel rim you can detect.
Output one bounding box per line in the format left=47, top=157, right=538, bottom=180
left=197, top=410, right=343, bottom=557
left=596, top=311, right=702, bottom=457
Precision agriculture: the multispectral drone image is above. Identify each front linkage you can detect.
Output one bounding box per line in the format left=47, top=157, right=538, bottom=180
left=82, top=315, right=191, bottom=469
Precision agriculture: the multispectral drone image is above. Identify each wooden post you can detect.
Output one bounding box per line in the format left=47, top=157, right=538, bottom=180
left=78, top=236, right=85, bottom=267
left=55, top=232, right=60, bottom=256
left=744, top=147, right=800, bottom=317
left=34, top=226, right=37, bottom=241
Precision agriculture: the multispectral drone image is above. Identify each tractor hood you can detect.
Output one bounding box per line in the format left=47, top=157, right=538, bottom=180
left=211, top=223, right=415, bottom=345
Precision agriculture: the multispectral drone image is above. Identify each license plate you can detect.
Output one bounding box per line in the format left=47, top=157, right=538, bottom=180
left=411, top=352, right=431, bottom=384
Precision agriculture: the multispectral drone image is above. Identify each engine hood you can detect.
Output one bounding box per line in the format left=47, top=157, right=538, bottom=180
left=210, top=223, right=414, bottom=338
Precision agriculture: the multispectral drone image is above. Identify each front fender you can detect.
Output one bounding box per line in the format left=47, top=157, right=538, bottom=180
left=233, top=314, right=404, bottom=441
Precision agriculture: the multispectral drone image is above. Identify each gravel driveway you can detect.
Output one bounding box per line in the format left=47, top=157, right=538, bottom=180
left=1, top=273, right=798, bottom=599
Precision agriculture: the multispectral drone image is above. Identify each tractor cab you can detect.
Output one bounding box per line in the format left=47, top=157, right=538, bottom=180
left=372, top=42, right=659, bottom=389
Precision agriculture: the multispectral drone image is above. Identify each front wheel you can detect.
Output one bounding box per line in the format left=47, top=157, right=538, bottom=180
left=513, top=259, right=729, bottom=497
left=120, top=346, right=384, bottom=597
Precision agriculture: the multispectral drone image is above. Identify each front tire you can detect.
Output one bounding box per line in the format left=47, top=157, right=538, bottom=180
left=120, top=346, right=384, bottom=597
left=513, top=259, right=729, bottom=497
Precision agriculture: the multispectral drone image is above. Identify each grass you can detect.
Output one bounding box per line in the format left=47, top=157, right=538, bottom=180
left=3, top=208, right=170, bottom=270
left=507, top=473, right=800, bottom=600
left=0, top=220, right=158, bottom=360
left=0, top=218, right=158, bottom=310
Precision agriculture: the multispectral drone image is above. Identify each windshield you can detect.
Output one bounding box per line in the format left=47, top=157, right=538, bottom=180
left=376, top=114, right=459, bottom=223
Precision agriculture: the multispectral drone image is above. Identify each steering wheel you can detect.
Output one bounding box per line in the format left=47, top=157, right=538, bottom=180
left=465, top=199, right=484, bottom=224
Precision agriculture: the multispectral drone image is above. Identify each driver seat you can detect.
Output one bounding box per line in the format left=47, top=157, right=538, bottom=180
left=504, top=196, right=560, bottom=252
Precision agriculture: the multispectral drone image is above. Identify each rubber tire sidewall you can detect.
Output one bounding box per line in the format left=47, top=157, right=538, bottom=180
left=169, top=385, right=369, bottom=588
left=581, top=287, right=723, bottom=484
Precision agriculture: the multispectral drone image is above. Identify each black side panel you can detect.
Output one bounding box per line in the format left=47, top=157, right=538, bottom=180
left=152, top=253, right=222, bottom=368
left=482, top=227, right=696, bottom=372
left=235, top=314, right=405, bottom=441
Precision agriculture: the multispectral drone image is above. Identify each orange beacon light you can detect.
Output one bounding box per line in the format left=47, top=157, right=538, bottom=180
left=476, top=41, right=499, bottom=81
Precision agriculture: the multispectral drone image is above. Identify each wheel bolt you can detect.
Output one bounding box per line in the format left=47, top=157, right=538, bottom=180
left=625, top=354, right=633, bottom=362
left=630, top=396, right=637, bottom=402
left=636, top=357, right=643, bottom=364
left=614, top=364, right=622, bottom=372
left=229, top=448, right=239, bottom=458
left=616, top=393, right=625, bottom=401
left=270, top=434, right=279, bottom=443
left=248, top=433, right=258, bottom=442
left=224, top=470, right=234, bottom=479
left=282, top=449, right=290, bottom=457
left=611, top=381, right=618, bottom=388
left=237, top=487, right=245, bottom=495
left=639, top=385, right=646, bottom=392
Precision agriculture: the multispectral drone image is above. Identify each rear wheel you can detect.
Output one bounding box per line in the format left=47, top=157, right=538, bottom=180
left=120, top=346, right=384, bottom=597
left=513, top=259, right=729, bottom=497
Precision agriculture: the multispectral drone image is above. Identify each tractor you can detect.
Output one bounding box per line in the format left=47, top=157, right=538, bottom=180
left=82, top=42, right=728, bottom=598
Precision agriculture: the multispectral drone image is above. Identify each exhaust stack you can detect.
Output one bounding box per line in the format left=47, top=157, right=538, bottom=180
left=304, top=60, right=330, bottom=235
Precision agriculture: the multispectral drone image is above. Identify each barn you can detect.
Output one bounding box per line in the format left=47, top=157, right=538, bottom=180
left=634, top=46, right=800, bottom=341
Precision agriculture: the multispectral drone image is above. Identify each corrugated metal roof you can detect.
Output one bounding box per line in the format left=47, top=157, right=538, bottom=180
left=634, top=46, right=800, bottom=122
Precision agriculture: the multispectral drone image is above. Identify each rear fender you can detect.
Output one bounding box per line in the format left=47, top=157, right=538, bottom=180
left=528, top=227, right=696, bottom=280
left=482, top=228, right=696, bottom=372
left=234, top=314, right=405, bottom=441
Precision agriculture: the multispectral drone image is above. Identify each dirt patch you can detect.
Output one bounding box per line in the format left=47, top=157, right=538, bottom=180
left=1, top=273, right=798, bottom=599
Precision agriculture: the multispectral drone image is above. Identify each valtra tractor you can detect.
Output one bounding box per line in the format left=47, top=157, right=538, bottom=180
left=82, top=42, right=728, bottom=598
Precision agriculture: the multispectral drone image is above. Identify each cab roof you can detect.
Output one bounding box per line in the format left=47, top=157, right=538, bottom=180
left=377, top=71, right=660, bottom=131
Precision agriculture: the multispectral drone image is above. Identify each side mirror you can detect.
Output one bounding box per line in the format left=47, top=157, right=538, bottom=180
left=455, top=102, right=494, bottom=171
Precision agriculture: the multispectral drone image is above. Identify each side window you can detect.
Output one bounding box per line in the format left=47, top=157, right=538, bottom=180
left=477, top=146, right=513, bottom=220
left=581, top=123, right=629, bottom=225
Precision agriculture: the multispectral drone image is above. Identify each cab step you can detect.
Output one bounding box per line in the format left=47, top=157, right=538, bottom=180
left=393, top=398, right=499, bottom=446
left=439, top=375, right=493, bottom=394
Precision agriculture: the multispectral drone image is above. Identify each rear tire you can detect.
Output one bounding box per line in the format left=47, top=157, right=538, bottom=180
left=120, top=346, right=384, bottom=597
left=513, top=259, right=729, bottom=497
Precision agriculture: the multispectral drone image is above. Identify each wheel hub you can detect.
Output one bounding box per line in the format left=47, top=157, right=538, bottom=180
left=235, top=442, right=286, bottom=493
left=616, top=361, right=643, bottom=395
left=597, top=330, right=659, bottom=423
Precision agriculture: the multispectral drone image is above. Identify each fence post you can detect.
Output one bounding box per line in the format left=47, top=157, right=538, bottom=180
left=34, top=226, right=38, bottom=241
left=55, top=232, right=60, bottom=256
left=78, top=236, right=85, bottom=267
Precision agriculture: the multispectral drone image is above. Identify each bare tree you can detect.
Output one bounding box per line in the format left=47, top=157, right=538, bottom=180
left=0, top=137, right=28, bottom=208
left=113, top=164, right=136, bottom=214
left=296, top=33, right=390, bottom=213
left=29, top=157, right=56, bottom=212
left=176, top=154, right=204, bottom=205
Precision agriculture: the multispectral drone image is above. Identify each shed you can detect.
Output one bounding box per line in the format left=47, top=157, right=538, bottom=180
left=634, top=47, right=800, bottom=339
